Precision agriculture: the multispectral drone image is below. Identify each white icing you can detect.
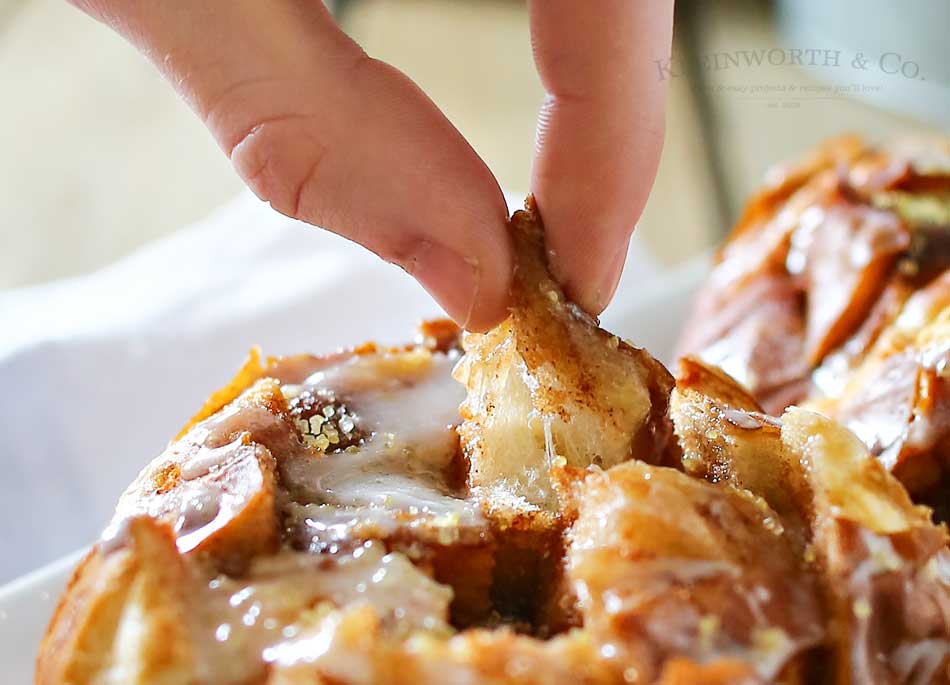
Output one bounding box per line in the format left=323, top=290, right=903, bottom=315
left=722, top=409, right=780, bottom=430
left=180, top=440, right=246, bottom=479
left=173, top=485, right=222, bottom=536
left=890, top=639, right=949, bottom=685
left=192, top=542, right=452, bottom=681
left=282, top=351, right=483, bottom=534
left=173, top=486, right=255, bottom=555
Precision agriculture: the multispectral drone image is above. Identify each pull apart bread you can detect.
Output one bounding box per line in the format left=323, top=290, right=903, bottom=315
left=678, top=136, right=950, bottom=498
left=38, top=195, right=950, bottom=685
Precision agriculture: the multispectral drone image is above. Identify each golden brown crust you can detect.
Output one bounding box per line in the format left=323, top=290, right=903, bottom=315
left=782, top=409, right=950, bottom=684
left=670, top=362, right=950, bottom=683
left=40, top=179, right=950, bottom=685
left=265, top=608, right=621, bottom=685
left=117, top=380, right=286, bottom=567
left=679, top=135, right=950, bottom=494
left=671, top=357, right=811, bottom=550
left=176, top=347, right=266, bottom=440
left=455, top=199, right=674, bottom=512
left=807, top=272, right=950, bottom=494
left=37, top=518, right=193, bottom=685
left=569, top=461, right=823, bottom=684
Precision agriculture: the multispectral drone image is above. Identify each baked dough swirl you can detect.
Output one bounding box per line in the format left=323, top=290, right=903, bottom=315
left=38, top=189, right=950, bottom=684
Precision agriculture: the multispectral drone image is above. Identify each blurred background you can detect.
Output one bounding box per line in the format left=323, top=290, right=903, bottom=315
left=1, top=0, right=948, bottom=289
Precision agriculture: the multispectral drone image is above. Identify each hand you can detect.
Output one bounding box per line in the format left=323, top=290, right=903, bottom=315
left=71, top=0, right=673, bottom=331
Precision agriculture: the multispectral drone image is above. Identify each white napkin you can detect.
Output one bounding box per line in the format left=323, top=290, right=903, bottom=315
left=0, top=191, right=665, bottom=582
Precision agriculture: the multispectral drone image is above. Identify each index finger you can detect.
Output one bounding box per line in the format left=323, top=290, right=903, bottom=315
left=69, top=0, right=513, bottom=332
left=528, top=0, right=675, bottom=315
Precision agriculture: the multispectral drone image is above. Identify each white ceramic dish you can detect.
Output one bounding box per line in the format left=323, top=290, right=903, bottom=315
left=0, top=257, right=706, bottom=684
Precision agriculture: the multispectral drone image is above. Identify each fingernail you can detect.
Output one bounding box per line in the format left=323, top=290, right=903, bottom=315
left=405, top=241, right=480, bottom=330
left=595, top=236, right=631, bottom=311
left=566, top=237, right=630, bottom=316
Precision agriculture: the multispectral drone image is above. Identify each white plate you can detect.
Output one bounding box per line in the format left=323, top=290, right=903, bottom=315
left=0, top=548, right=88, bottom=685
left=0, top=257, right=706, bottom=684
